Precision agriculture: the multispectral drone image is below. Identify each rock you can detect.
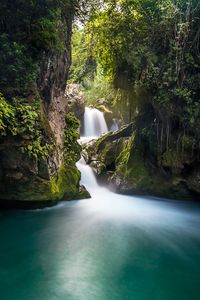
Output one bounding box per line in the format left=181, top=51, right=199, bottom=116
left=90, top=161, right=106, bottom=175
left=38, top=160, right=50, bottom=180
left=65, top=84, right=86, bottom=119
left=82, top=122, right=200, bottom=200
left=0, top=11, right=83, bottom=207
left=77, top=185, right=91, bottom=199
left=187, top=169, right=200, bottom=194
left=82, top=139, right=99, bottom=164
left=5, top=171, right=23, bottom=181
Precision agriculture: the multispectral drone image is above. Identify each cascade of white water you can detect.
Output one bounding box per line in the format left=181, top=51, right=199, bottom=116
left=77, top=157, right=99, bottom=193
left=77, top=106, right=109, bottom=193
left=82, top=107, right=108, bottom=138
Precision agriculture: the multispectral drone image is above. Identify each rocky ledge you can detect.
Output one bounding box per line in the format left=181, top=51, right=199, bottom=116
left=82, top=123, right=200, bottom=201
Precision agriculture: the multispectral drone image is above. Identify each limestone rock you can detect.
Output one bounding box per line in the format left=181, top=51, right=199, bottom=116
left=66, top=84, right=86, bottom=119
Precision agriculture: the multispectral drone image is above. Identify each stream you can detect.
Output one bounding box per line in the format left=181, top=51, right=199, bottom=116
left=0, top=108, right=200, bottom=300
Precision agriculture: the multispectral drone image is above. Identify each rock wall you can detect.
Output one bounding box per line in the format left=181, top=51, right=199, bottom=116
left=66, top=84, right=86, bottom=120
left=0, top=6, right=85, bottom=208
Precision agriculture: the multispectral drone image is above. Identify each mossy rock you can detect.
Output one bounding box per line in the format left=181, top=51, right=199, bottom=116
left=161, top=149, right=184, bottom=169
left=0, top=163, right=82, bottom=206
left=77, top=185, right=91, bottom=199
left=112, top=135, right=159, bottom=193
left=113, top=144, right=194, bottom=200
left=187, top=169, right=200, bottom=194
left=50, top=164, right=81, bottom=201
left=82, top=123, right=199, bottom=200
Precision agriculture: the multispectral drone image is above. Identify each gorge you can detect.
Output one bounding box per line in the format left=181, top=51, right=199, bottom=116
left=0, top=0, right=200, bottom=299
left=0, top=0, right=200, bottom=206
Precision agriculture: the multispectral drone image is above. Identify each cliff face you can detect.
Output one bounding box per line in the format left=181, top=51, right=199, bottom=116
left=66, top=84, right=86, bottom=120
left=38, top=24, right=72, bottom=172
left=0, top=1, right=84, bottom=208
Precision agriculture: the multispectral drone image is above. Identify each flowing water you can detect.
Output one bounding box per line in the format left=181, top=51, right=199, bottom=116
left=82, top=107, right=108, bottom=139
left=110, top=118, right=119, bottom=132
left=0, top=108, right=200, bottom=300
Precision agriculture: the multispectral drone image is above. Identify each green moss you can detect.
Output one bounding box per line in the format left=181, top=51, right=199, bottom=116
left=50, top=164, right=80, bottom=201
left=16, top=179, right=52, bottom=202
left=99, top=143, right=115, bottom=164
left=0, top=99, right=84, bottom=205
left=76, top=186, right=91, bottom=200
left=181, top=135, right=196, bottom=150
left=64, top=112, right=81, bottom=164
left=114, top=133, right=164, bottom=193
left=116, top=150, right=152, bottom=189
left=13, top=164, right=80, bottom=202
left=126, top=150, right=158, bottom=190
left=114, top=137, right=192, bottom=199
left=40, top=104, right=54, bottom=139
left=161, top=149, right=183, bottom=168
left=96, top=131, right=113, bottom=150
left=115, top=133, right=135, bottom=175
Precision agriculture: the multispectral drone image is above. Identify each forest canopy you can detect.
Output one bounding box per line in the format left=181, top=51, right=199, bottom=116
left=71, top=0, right=200, bottom=132
left=0, top=0, right=82, bottom=96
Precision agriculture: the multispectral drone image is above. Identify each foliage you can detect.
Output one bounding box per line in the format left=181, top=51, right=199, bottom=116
left=0, top=0, right=83, bottom=159
left=0, top=94, right=16, bottom=136
left=64, top=112, right=81, bottom=164
left=71, top=0, right=200, bottom=152
left=82, top=66, right=116, bottom=106
left=70, top=27, right=97, bottom=85
left=0, top=94, right=53, bottom=159
left=0, top=0, right=78, bottom=96
left=0, top=34, right=37, bottom=95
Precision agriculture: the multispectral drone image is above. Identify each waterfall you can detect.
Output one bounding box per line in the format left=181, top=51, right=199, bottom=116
left=110, top=118, right=119, bottom=132
left=77, top=157, right=99, bottom=193
left=82, top=107, right=108, bottom=138
left=77, top=106, right=109, bottom=194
